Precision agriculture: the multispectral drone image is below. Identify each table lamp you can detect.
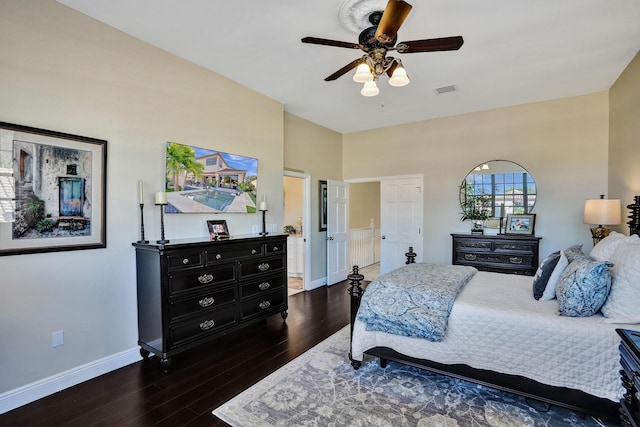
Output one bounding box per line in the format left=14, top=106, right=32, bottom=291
left=583, top=195, right=621, bottom=245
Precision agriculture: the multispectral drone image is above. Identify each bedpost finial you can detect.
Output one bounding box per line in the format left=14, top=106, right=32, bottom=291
left=405, top=246, right=417, bottom=264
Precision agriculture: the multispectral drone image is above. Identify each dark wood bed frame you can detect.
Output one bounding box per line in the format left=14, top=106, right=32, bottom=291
left=348, top=195, right=640, bottom=424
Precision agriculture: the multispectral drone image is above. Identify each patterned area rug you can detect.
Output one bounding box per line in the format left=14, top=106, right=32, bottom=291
left=213, top=327, right=613, bottom=427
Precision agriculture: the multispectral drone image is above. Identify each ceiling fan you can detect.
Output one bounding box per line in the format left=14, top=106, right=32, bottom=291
left=301, top=0, right=463, bottom=96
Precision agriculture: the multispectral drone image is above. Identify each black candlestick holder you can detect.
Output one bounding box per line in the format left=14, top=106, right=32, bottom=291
left=259, top=209, right=268, bottom=236
left=498, top=216, right=504, bottom=235
left=137, top=203, right=149, bottom=243
left=156, top=203, right=169, bottom=244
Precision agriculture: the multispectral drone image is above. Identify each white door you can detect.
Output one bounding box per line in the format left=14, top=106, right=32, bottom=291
left=380, top=175, right=423, bottom=274
left=326, top=179, right=349, bottom=285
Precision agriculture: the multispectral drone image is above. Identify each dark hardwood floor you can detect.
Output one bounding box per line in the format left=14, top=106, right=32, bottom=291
left=0, top=283, right=352, bottom=427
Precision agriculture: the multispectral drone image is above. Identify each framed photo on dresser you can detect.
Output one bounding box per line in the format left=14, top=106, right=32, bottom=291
left=505, top=214, right=536, bottom=235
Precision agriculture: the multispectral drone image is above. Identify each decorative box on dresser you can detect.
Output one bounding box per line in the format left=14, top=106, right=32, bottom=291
left=617, top=329, right=640, bottom=427
left=133, top=234, right=288, bottom=371
left=451, top=233, right=541, bottom=276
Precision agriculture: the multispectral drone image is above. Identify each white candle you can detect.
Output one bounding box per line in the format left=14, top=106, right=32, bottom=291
left=155, top=192, right=167, bottom=204
left=259, top=201, right=267, bottom=211
left=138, top=180, right=144, bottom=204
left=500, top=203, right=505, bottom=218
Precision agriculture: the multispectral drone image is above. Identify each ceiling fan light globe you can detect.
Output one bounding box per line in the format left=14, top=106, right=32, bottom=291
left=388, top=65, right=410, bottom=87
left=361, top=80, right=379, bottom=96
left=353, top=63, right=373, bottom=83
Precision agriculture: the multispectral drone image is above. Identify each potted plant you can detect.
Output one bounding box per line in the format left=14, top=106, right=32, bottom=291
left=460, top=193, right=491, bottom=234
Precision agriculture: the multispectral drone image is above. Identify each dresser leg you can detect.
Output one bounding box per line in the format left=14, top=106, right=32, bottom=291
left=139, top=348, right=150, bottom=360
left=281, top=310, right=288, bottom=320
left=160, top=357, right=172, bottom=373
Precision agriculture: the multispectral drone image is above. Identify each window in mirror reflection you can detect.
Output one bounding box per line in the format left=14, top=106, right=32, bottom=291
left=461, top=165, right=536, bottom=216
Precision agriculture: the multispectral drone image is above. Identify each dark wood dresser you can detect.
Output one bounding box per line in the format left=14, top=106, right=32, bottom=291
left=133, top=234, right=288, bottom=371
left=451, top=233, right=541, bottom=276
left=617, top=329, right=640, bottom=427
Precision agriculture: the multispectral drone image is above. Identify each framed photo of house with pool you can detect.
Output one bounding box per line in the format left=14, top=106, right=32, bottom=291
left=0, top=121, right=107, bottom=256
left=165, top=142, right=258, bottom=214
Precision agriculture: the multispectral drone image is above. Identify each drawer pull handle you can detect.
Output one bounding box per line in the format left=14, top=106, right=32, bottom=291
left=182, top=258, right=189, bottom=265
left=259, top=282, right=271, bottom=291
left=215, top=254, right=222, bottom=260
left=510, top=257, right=523, bottom=264
left=259, top=301, right=271, bottom=310
left=258, top=263, right=270, bottom=271
left=487, top=257, right=498, bottom=262
left=273, top=246, right=279, bottom=251
left=198, top=274, right=214, bottom=284
left=199, top=319, right=215, bottom=330
left=198, top=297, right=215, bottom=307
left=251, top=249, right=257, bottom=255
left=464, top=254, right=477, bottom=261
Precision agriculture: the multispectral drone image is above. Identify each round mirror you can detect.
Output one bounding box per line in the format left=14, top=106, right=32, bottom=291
left=459, top=160, right=536, bottom=220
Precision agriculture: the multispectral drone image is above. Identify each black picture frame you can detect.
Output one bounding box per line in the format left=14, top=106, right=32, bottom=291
left=0, top=122, right=107, bottom=256
left=207, top=219, right=229, bottom=240
left=505, top=213, right=536, bottom=235
left=319, top=180, right=327, bottom=232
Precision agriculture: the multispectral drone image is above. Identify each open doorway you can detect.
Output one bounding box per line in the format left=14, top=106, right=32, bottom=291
left=349, top=181, right=381, bottom=282
left=283, top=172, right=310, bottom=295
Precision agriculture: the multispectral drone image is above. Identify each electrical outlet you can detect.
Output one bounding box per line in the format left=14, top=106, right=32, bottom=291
left=52, top=330, right=64, bottom=348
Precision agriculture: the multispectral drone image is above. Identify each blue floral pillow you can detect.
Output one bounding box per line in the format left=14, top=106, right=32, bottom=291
left=556, top=257, right=612, bottom=317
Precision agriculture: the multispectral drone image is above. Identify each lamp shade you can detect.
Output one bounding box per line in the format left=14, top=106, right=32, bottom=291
left=388, top=65, right=410, bottom=87
left=361, top=80, right=379, bottom=97
left=353, top=63, right=373, bottom=83
left=583, top=198, right=621, bottom=225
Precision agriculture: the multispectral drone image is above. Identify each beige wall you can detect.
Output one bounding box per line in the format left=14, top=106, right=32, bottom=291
left=343, top=92, right=611, bottom=264
left=349, top=182, right=380, bottom=229
left=0, top=1, right=283, bottom=395
left=283, top=112, right=342, bottom=282
left=609, top=50, right=640, bottom=233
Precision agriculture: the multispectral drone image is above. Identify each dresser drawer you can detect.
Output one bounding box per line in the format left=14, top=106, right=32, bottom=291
left=493, top=241, right=537, bottom=254
left=240, top=274, right=285, bottom=299
left=170, top=286, right=237, bottom=319
left=170, top=306, right=237, bottom=346
left=239, top=256, right=285, bottom=278
left=455, top=239, right=492, bottom=251
left=240, top=290, right=285, bottom=320
left=206, top=242, right=264, bottom=264
left=169, top=264, right=236, bottom=295
left=266, top=241, right=285, bottom=254
left=455, top=251, right=534, bottom=267
left=166, top=251, right=204, bottom=271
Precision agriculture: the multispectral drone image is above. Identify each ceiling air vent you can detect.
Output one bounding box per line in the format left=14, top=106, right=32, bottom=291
left=434, top=85, right=457, bottom=95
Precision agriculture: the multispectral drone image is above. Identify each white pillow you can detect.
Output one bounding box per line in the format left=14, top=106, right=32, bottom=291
left=589, top=231, right=638, bottom=262
left=601, top=239, right=640, bottom=323
left=540, top=250, right=569, bottom=300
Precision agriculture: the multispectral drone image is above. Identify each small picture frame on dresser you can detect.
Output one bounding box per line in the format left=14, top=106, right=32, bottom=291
left=505, top=214, right=536, bottom=235
left=207, top=220, right=229, bottom=240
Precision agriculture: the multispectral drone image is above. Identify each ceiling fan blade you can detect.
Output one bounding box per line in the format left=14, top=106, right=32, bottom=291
left=301, top=37, right=362, bottom=50
left=374, top=0, right=413, bottom=45
left=324, top=58, right=363, bottom=81
left=396, top=36, right=464, bottom=53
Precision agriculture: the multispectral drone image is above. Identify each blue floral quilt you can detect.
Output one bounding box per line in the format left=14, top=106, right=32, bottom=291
left=357, top=263, right=477, bottom=341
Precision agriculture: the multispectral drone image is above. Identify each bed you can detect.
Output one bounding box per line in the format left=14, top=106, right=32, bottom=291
left=348, top=200, right=640, bottom=423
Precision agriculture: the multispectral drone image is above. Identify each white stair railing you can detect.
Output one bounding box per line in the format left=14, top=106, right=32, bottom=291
left=349, top=222, right=380, bottom=268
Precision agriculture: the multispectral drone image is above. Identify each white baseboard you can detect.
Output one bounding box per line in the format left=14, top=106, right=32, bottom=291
left=0, top=347, right=141, bottom=415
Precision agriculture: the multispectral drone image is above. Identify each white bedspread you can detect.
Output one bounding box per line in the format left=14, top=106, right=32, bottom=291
left=351, top=270, right=638, bottom=401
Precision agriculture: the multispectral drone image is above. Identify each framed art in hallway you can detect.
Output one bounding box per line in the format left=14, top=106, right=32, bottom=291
left=319, top=180, right=327, bottom=231
left=0, top=122, right=107, bottom=256
left=505, top=213, right=536, bottom=235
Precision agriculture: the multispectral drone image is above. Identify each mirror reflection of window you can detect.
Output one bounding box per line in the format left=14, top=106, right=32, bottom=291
left=460, top=160, right=536, bottom=216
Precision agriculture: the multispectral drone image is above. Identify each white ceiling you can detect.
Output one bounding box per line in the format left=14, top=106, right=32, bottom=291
left=57, top=0, right=640, bottom=134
